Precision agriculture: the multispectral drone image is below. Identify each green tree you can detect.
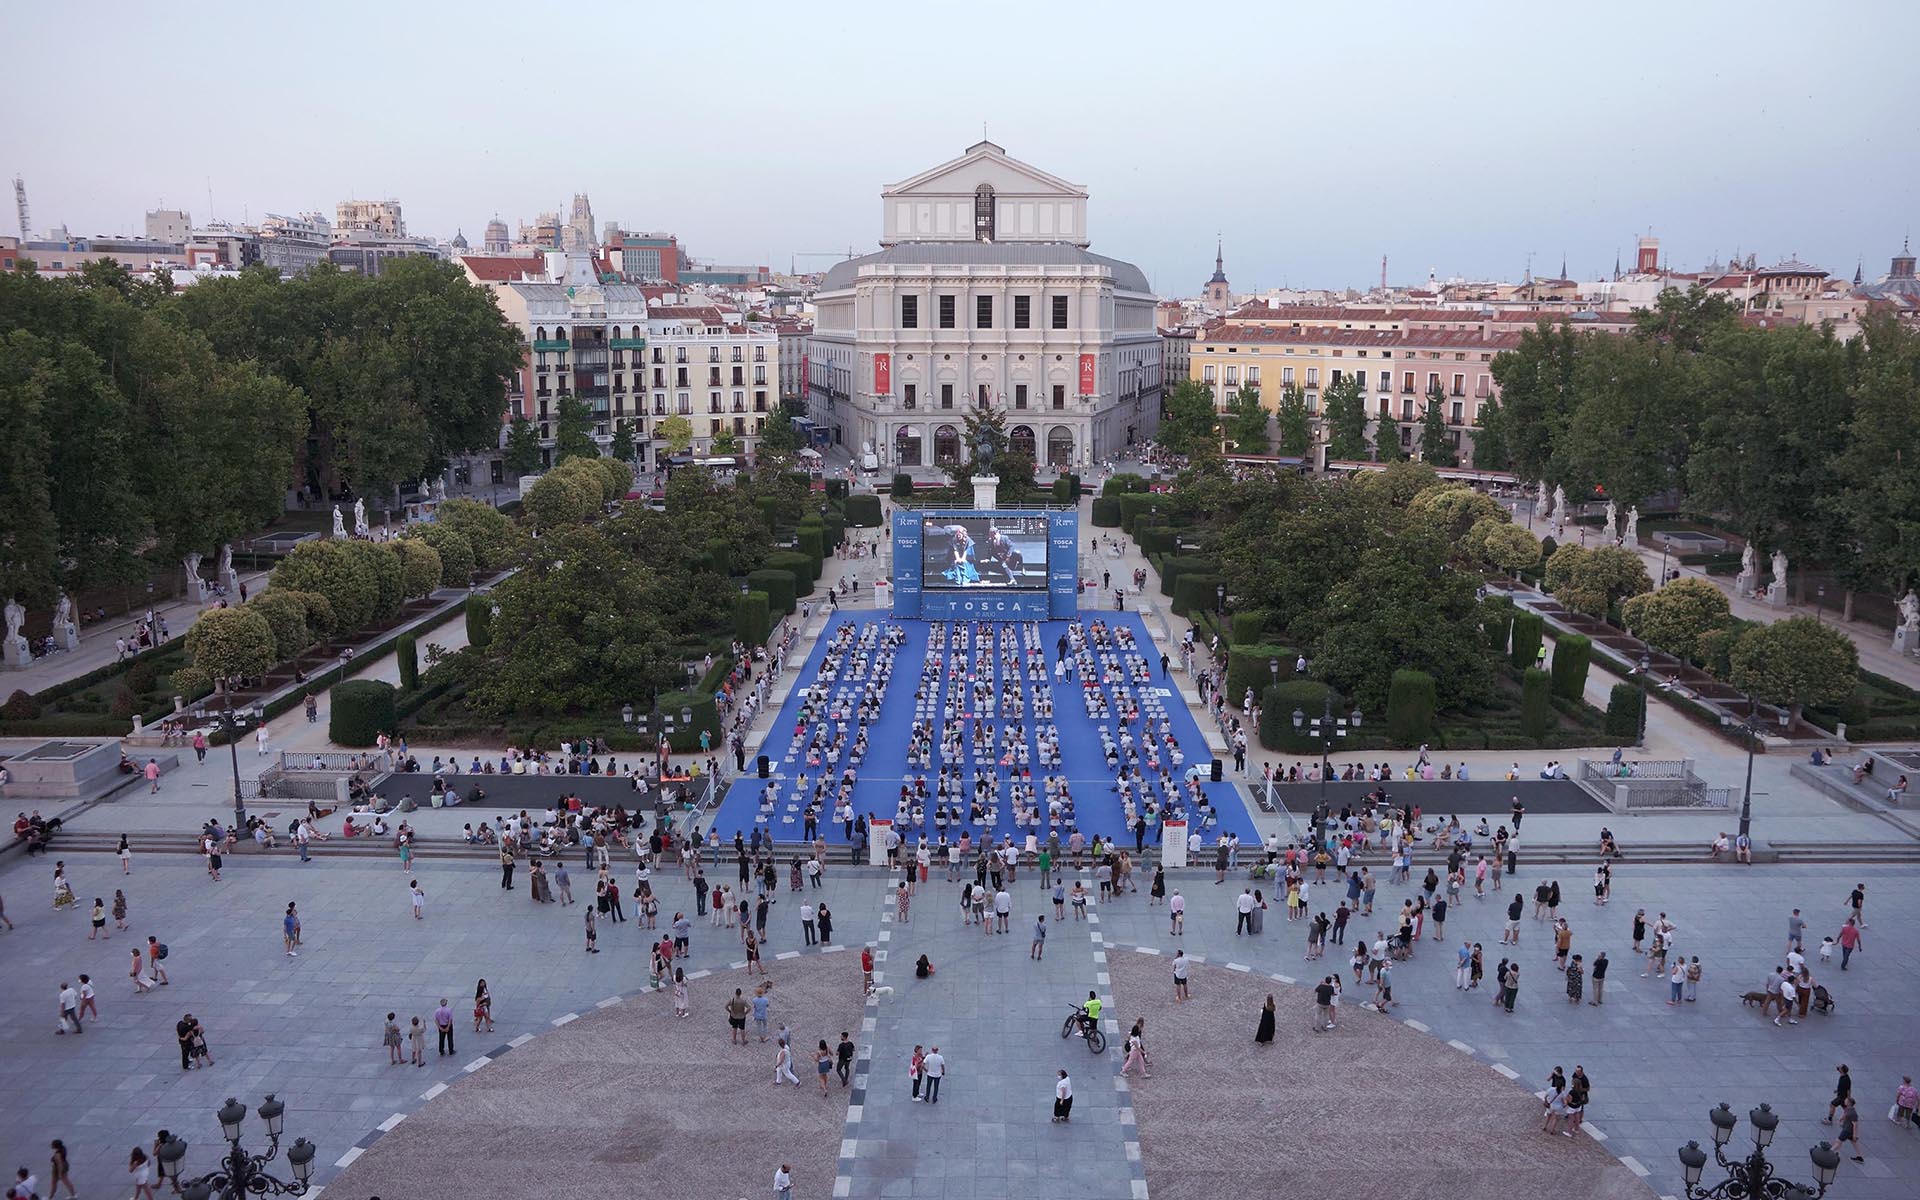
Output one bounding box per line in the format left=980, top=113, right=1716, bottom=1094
left=1320, top=373, right=1369, bottom=462
left=1159, top=379, right=1219, bottom=455
left=1385, top=669, right=1438, bottom=745
left=434, top=498, right=519, bottom=570
left=1520, top=667, right=1554, bottom=739
left=1462, top=518, right=1540, bottom=576
left=656, top=415, right=694, bottom=455
left=0, top=336, right=62, bottom=603
left=1470, top=397, right=1510, bottom=470
left=392, top=538, right=444, bottom=598
left=1548, top=333, right=1694, bottom=509
left=1727, top=615, right=1858, bottom=720
left=1632, top=283, right=1739, bottom=353
left=1619, top=577, right=1732, bottom=663
left=270, top=540, right=380, bottom=633
left=524, top=468, right=602, bottom=527
left=554, top=394, right=597, bottom=461
left=182, top=606, right=277, bottom=683
left=1274, top=383, right=1312, bottom=458
left=1407, top=484, right=1503, bottom=544
left=1307, top=531, right=1493, bottom=712
left=712, top=428, right=740, bottom=456
left=758, top=405, right=800, bottom=456
left=504, top=416, right=543, bottom=477
left=1222, top=385, right=1270, bottom=454
left=1418, top=381, right=1457, bottom=466
left=244, top=592, right=312, bottom=661
left=1549, top=544, right=1652, bottom=618
left=1550, top=632, right=1592, bottom=700
left=1489, top=319, right=1581, bottom=482
left=608, top=422, right=637, bottom=464
left=1825, top=315, right=1920, bottom=616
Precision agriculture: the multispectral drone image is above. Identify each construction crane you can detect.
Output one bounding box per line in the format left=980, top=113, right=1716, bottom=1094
left=13, top=176, right=28, bottom=242
left=790, top=247, right=857, bottom=275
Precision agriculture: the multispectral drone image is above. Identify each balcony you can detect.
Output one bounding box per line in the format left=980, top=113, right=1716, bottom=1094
left=609, top=336, right=646, bottom=351
left=532, top=339, right=570, bottom=352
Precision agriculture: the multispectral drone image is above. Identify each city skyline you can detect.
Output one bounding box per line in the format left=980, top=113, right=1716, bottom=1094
left=4, top=0, right=1917, bottom=292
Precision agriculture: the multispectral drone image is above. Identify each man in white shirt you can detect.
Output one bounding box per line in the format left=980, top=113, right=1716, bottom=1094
left=994, top=889, right=1012, bottom=933
left=921, top=1047, right=945, bottom=1103
left=773, top=1163, right=793, bottom=1198
left=1053, top=1070, right=1074, bottom=1122
left=1168, top=890, right=1185, bottom=935
left=1775, top=978, right=1800, bottom=1026
left=1236, top=888, right=1256, bottom=935
left=57, top=981, right=82, bottom=1035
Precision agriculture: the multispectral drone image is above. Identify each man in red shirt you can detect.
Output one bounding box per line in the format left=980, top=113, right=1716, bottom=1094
left=861, top=947, right=874, bottom=994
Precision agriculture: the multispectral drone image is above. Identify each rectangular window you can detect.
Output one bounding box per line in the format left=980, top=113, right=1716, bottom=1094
left=677, top=392, right=691, bottom=414
left=976, top=296, right=993, bottom=329
left=1015, top=384, right=1028, bottom=409
left=709, top=392, right=723, bottom=414
left=1427, top=372, right=1441, bottom=394
left=1306, top=368, right=1319, bottom=387
left=676, top=368, right=689, bottom=387
left=1203, top=365, right=1216, bottom=384
left=978, top=383, right=990, bottom=408
left=1402, top=371, right=1416, bottom=393
left=1051, top=295, right=1069, bottom=329
left=901, top=295, right=918, bottom=329
left=754, top=346, right=766, bottom=362
left=1450, top=401, right=1464, bottom=423
left=1282, top=366, right=1294, bottom=386
left=1402, top=399, right=1415, bottom=421
left=1351, top=370, right=1365, bottom=391
left=1225, top=366, right=1239, bottom=386
left=1451, top=372, right=1465, bottom=396
left=1014, top=295, right=1031, bottom=329
left=754, top=390, right=767, bottom=411
left=1380, top=372, right=1393, bottom=391
left=938, top=295, right=956, bottom=329
left=731, top=347, right=743, bottom=363
left=1248, top=366, right=1260, bottom=386
left=732, top=367, right=744, bottom=386
left=1052, top=384, right=1066, bottom=410
left=903, top=384, right=917, bottom=410
left=940, top=383, right=953, bottom=409
left=1307, top=393, right=1320, bottom=414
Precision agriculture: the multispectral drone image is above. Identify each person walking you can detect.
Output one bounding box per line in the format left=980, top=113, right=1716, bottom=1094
left=1121, top=1020, right=1150, bottom=1078
left=120, top=834, right=133, bottom=874
left=57, top=981, right=83, bottom=1035
left=1566, top=954, right=1584, bottom=1003
left=113, top=888, right=129, bottom=931
left=1588, top=950, right=1609, bottom=1006
left=474, top=980, right=493, bottom=1033
left=921, top=1046, right=945, bottom=1103
left=909, top=1045, right=925, bottom=1101
left=1836, top=918, right=1862, bottom=970
left=90, top=896, right=108, bottom=940
left=77, top=976, right=98, bottom=1023
left=1835, top=1097, right=1864, bottom=1162
left=1052, top=1070, right=1074, bottom=1123
left=836, top=1032, right=856, bottom=1087
left=130, top=1145, right=157, bottom=1200
left=814, top=1040, right=835, bottom=1095
left=48, top=1139, right=76, bottom=1200
left=773, top=1038, right=801, bottom=1087
left=130, top=946, right=154, bottom=994
left=384, top=1013, right=404, bottom=1064
left=1256, top=993, right=1278, bottom=1043
left=409, top=879, right=426, bottom=920
left=434, top=998, right=455, bottom=1055
left=408, top=1016, right=426, bottom=1066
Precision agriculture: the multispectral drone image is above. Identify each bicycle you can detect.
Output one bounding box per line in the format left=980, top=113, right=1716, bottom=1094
left=1060, top=1006, right=1108, bottom=1054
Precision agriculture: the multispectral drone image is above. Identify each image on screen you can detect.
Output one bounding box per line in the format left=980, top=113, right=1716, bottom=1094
left=921, top=515, right=1050, bottom=589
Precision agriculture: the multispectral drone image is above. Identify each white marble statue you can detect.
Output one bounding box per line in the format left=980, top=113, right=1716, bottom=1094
left=2, top=598, right=28, bottom=667
left=1602, top=500, right=1618, bottom=542
left=53, top=594, right=78, bottom=649
left=432, top=478, right=447, bottom=502
left=353, top=498, right=369, bottom=538
left=1625, top=506, right=1639, bottom=544
left=1770, top=549, right=1788, bottom=591
left=332, top=505, right=347, bottom=539
left=183, top=552, right=208, bottom=601
left=1900, top=589, right=1920, bottom=632
left=1535, top=479, right=1548, bottom=510
left=217, top=544, right=238, bottom=598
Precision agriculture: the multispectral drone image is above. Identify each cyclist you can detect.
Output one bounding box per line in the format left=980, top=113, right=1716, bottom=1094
left=1076, top=989, right=1103, bottom=1035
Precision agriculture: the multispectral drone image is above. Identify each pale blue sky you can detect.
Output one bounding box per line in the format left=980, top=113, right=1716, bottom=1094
left=4, top=0, right=1915, bottom=293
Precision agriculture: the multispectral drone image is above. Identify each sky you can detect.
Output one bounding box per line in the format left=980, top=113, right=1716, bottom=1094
left=5, top=0, right=1917, bottom=295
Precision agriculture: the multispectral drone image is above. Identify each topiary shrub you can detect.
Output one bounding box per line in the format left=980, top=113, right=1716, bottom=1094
left=1117, top=492, right=1164, bottom=533
left=1172, top=573, right=1223, bottom=618
left=891, top=473, right=915, bottom=500
left=393, top=538, right=444, bottom=598
left=845, top=494, right=883, bottom=527
left=1102, top=474, right=1149, bottom=497
left=1259, top=679, right=1337, bottom=752
left=1386, top=669, right=1437, bottom=745
left=1550, top=633, right=1592, bottom=701
left=766, top=550, right=816, bottom=592
left=416, top=525, right=476, bottom=587
left=437, top=498, right=519, bottom=570
left=125, top=660, right=159, bottom=694
left=1520, top=668, right=1554, bottom=739
left=343, top=539, right=406, bottom=624
left=465, top=595, right=494, bottom=650
left=1231, top=610, right=1269, bottom=647
left=705, top=538, right=733, bottom=579
left=1136, top=524, right=1175, bottom=558
left=396, top=633, right=419, bottom=691
left=1510, top=612, right=1545, bottom=670
left=735, top=590, right=771, bottom=645
left=1090, top=496, right=1121, bottom=527
left=1, top=689, right=39, bottom=720
left=246, top=591, right=312, bottom=663
left=1227, top=642, right=1294, bottom=709
left=1159, top=555, right=1212, bottom=599
left=796, top=525, right=824, bottom=566
left=271, top=539, right=379, bottom=634
left=186, top=606, right=277, bottom=682
left=330, top=679, right=397, bottom=747
left=1605, top=682, right=1644, bottom=738
left=748, top=569, right=797, bottom=616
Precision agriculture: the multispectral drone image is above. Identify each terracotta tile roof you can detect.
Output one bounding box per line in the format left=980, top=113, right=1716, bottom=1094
left=1196, top=326, right=1405, bottom=349
left=648, top=305, right=731, bottom=322
left=460, top=254, right=547, bottom=282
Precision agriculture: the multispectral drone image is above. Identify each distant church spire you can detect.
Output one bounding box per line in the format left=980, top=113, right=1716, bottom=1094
left=1559, top=252, right=1567, bottom=280
left=1613, top=250, right=1621, bottom=281
left=1209, top=238, right=1227, bottom=284
left=1854, top=259, right=1864, bottom=286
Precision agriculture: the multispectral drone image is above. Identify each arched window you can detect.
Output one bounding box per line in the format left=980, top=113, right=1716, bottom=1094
left=934, top=424, right=961, bottom=466
left=895, top=425, right=922, bottom=467
left=1046, top=426, right=1074, bottom=468
left=535, top=327, right=547, bottom=342
left=1009, top=425, right=1036, bottom=461
left=974, top=184, right=995, bottom=243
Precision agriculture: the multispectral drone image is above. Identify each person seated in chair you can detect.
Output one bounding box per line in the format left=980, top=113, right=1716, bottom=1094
left=973, top=527, right=1025, bottom=586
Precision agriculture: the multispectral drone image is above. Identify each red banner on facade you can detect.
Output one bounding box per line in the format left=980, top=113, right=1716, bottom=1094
left=874, top=353, right=891, bottom=395
left=801, top=354, right=809, bottom=393
left=1078, top=353, right=1096, bottom=396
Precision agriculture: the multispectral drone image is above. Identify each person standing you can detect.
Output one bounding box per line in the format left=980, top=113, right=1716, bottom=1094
left=726, top=989, right=750, bottom=1044
left=434, top=998, right=455, bottom=1056
left=176, top=1013, right=196, bottom=1068
left=474, top=980, right=493, bottom=1033
left=283, top=905, right=300, bottom=957
left=256, top=725, right=270, bottom=756
left=384, top=1013, right=403, bottom=1064
left=1168, top=890, right=1185, bottom=935
left=1455, top=940, right=1473, bottom=990
left=1685, top=955, right=1703, bottom=1001
left=1052, top=1070, right=1073, bottom=1123
left=1588, top=950, right=1609, bottom=1006
left=553, top=862, right=573, bottom=906
left=1502, top=894, right=1523, bottom=945
left=410, top=880, right=426, bottom=920
left=1031, top=914, right=1047, bottom=960
left=499, top=841, right=515, bottom=890
left=773, top=1163, right=793, bottom=1199
left=408, top=1016, right=426, bottom=1066
left=1502, top=963, right=1520, bottom=1014
left=1172, top=949, right=1190, bottom=1002
left=909, top=1045, right=925, bottom=1101
left=119, top=834, right=133, bottom=874
left=1256, top=994, right=1278, bottom=1043
left=1566, top=954, right=1584, bottom=1003
left=921, top=1046, right=945, bottom=1103
left=584, top=903, right=599, bottom=953
left=801, top=900, right=817, bottom=945
left=817, top=903, right=834, bottom=944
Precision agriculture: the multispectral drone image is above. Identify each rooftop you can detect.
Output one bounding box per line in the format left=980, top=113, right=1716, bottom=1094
left=820, top=240, right=1150, bottom=293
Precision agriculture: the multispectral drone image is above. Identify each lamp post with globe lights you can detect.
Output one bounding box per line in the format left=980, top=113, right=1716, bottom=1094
left=154, top=1095, right=317, bottom=1200
left=1675, top=1102, right=1841, bottom=1200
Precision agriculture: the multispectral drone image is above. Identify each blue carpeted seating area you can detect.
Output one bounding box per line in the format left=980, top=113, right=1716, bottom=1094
left=713, top=613, right=1257, bottom=846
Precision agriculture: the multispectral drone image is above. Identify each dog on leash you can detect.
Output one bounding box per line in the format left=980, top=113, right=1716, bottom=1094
left=867, top=985, right=895, bottom=998
left=1740, top=991, right=1769, bottom=1007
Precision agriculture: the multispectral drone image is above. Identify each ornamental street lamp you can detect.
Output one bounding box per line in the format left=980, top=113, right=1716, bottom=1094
left=211, top=678, right=255, bottom=833
left=1632, top=653, right=1652, bottom=748
left=156, top=1095, right=317, bottom=1200
left=1676, top=1101, right=1841, bottom=1200
left=1294, top=699, right=1361, bottom=841
left=1719, top=696, right=1791, bottom=844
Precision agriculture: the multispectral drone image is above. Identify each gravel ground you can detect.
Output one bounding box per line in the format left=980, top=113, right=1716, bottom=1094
left=328, top=951, right=863, bottom=1200
left=1105, top=951, right=1653, bottom=1200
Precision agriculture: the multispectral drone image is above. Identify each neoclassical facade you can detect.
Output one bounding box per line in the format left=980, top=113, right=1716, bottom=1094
left=806, top=142, right=1160, bottom=470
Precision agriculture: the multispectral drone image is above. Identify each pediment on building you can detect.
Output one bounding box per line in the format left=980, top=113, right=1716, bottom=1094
left=884, top=142, right=1087, bottom=202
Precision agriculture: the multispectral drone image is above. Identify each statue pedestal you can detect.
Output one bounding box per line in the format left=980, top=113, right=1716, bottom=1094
left=970, top=474, right=1000, bottom=511
left=1766, top=582, right=1788, bottom=608
left=1736, top=571, right=1758, bottom=599
left=2, top=636, right=28, bottom=669
left=56, top=623, right=79, bottom=651
left=1895, top=625, right=1919, bottom=658
left=223, top=568, right=240, bottom=597
left=1624, top=534, right=1640, bottom=551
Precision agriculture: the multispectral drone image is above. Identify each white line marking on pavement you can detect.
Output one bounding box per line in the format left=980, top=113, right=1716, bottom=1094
left=846, top=1105, right=863, bottom=1123
left=1134, top=946, right=1161, bottom=955
left=377, top=1113, right=406, bottom=1132
left=834, top=1177, right=851, bottom=1198
left=861, top=1017, right=877, bottom=1033
left=1093, top=951, right=1107, bottom=963
left=821, top=944, right=846, bottom=953
left=463, top=1056, right=492, bottom=1072
left=1097, top=973, right=1110, bottom=986
left=1491, top=1062, right=1520, bottom=1080
left=551, top=1013, right=579, bottom=1026
left=840, top=1139, right=858, bottom=1158
left=1225, top=962, right=1250, bottom=972
left=877, top=931, right=891, bottom=942
left=333, top=1148, right=364, bottom=1169
left=1275, top=974, right=1296, bottom=984
left=1402, top=1019, right=1430, bottom=1032
left=1126, top=1141, right=1141, bottom=1162
left=1447, top=1039, right=1474, bottom=1053
left=1131, top=1180, right=1148, bottom=1200
left=728, top=961, right=747, bottom=970
left=776, top=950, right=801, bottom=960
left=1584, top=1124, right=1609, bottom=1142
left=687, top=969, right=712, bottom=979
left=596, top=995, right=623, bottom=1008
left=1090, top=931, right=1104, bottom=943
left=420, top=1083, right=448, bottom=1101
left=1619, top=1156, right=1650, bottom=1177
left=508, top=1034, right=535, bottom=1048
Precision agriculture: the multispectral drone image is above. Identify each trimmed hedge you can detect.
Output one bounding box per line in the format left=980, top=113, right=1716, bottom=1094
left=748, top=568, right=797, bottom=615
left=1102, top=474, right=1150, bottom=497
left=1520, top=668, right=1553, bottom=739
left=1386, top=669, right=1437, bottom=745
left=845, top=494, right=883, bottom=527
left=397, top=633, right=418, bottom=691
left=1231, top=610, right=1270, bottom=647
left=466, top=595, right=494, bottom=650
left=1258, top=680, right=1337, bottom=752
left=1117, top=492, right=1166, bottom=533
left=330, top=679, right=397, bottom=747
left=765, top=550, right=817, bottom=592
left=1090, top=496, right=1121, bottom=527
left=1550, top=633, right=1592, bottom=700
left=796, top=525, right=824, bottom=567
left=1160, top=555, right=1214, bottom=599
left=1136, top=524, right=1176, bottom=558
left=891, top=473, right=915, bottom=500
left=1171, top=573, right=1223, bottom=618
left=825, top=478, right=849, bottom=501
left=1227, top=642, right=1295, bottom=711
left=1510, top=612, right=1545, bottom=670
left=735, top=591, right=771, bottom=645
left=1605, top=682, right=1645, bottom=738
